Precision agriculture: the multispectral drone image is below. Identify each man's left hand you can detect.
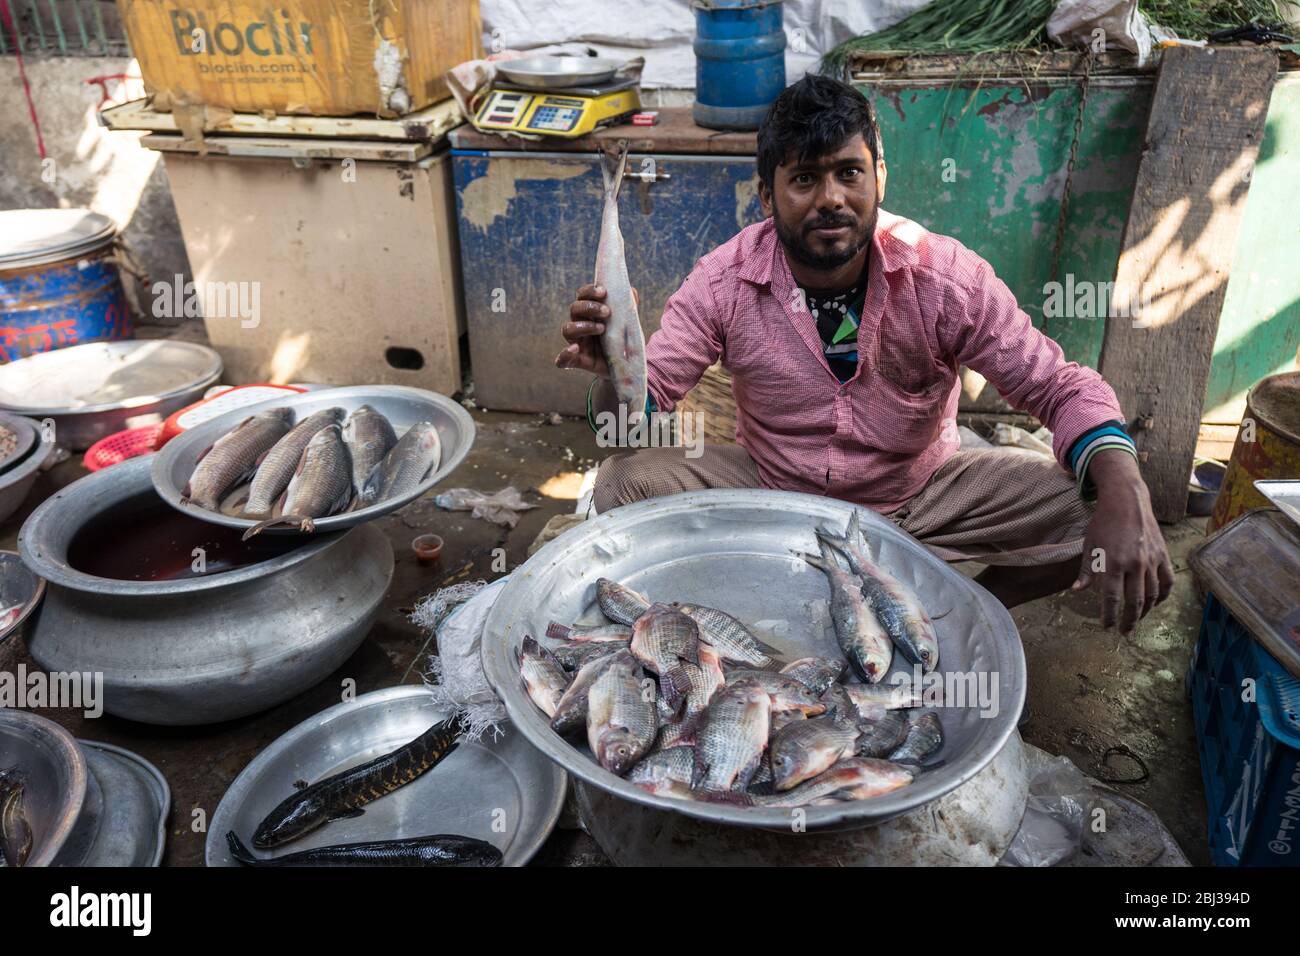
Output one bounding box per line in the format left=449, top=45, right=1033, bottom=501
left=1071, top=449, right=1175, bottom=632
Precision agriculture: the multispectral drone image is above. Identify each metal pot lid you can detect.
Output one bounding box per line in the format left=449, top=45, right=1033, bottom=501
left=0, top=340, right=223, bottom=416
left=0, top=209, right=117, bottom=269
left=51, top=741, right=169, bottom=867
left=206, top=686, right=567, bottom=867
left=496, top=55, right=623, bottom=89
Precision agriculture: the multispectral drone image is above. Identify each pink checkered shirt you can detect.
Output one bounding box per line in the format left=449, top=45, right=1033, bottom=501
left=646, top=210, right=1125, bottom=512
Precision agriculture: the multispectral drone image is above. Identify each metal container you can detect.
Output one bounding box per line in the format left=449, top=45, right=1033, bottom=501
left=692, top=0, right=787, bottom=131
left=0, top=709, right=88, bottom=867
left=207, top=686, right=567, bottom=867
left=1209, top=371, right=1300, bottom=533
left=152, top=384, right=475, bottom=535
left=0, top=415, right=48, bottom=525
left=0, top=550, right=46, bottom=674
left=53, top=741, right=169, bottom=867
left=18, top=456, right=394, bottom=725
left=482, top=489, right=1026, bottom=832
left=578, top=731, right=1027, bottom=865
left=0, top=340, right=223, bottom=450
left=496, top=55, right=622, bottom=89
left=0, top=209, right=131, bottom=362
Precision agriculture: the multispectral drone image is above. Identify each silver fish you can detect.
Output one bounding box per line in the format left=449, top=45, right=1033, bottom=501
left=752, top=757, right=913, bottom=807
left=820, top=683, right=857, bottom=722
left=183, top=407, right=293, bottom=510
left=770, top=709, right=808, bottom=737
left=797, top=537, right=893, bottom=683
left=855, top=709, right=910, bottom=758
left=242, top=424, right=353, bottom=538
left=597, top=578, right=651, bottom=625
left=545, top=621, right=633, bottom=644
left=747, top=755, right=776, bottom=795
left=518, top=636, right=570, bottom=718
left=724, top=670, right=826, bottom=716
left=243, top=407, right=346, bottom=517
left=817, top=511, right=940, bottom=671
left=342, top=404, right=398, bottom=504
left=364, top=421, right=441, bottom=503
left=673, top=603, right=778, bottom=668
left=629, top=604, right=700, bottom=709
left=595, top=141, right=647, bottom=422
left=629, top=746, right=695, bottom=793
left=779, top=657, right=847, bottom=696
left=587, top=649, right=657, bottom=776
left=550, top=652, right=619, bottom=734
left=692, top=677, right=769, bottom=791
left=770, top=716, right=861, bottom=792
left=844, top=680, right=922, bottom=714
left=551, top=641, right=621, bottom=673
left=890, top=712, right=944, bottom=764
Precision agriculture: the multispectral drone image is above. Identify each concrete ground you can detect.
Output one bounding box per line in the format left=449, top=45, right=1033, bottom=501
left=1, top=327, right=1210, bottom=866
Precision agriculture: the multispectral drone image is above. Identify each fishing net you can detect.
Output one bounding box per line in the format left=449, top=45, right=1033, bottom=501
left=412, top=577, right=510, bottom=742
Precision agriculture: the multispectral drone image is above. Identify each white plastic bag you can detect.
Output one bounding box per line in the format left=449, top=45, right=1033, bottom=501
left=1047, top=0, right=1155, bottom=65
left=433, top=486, right=537, bottom=527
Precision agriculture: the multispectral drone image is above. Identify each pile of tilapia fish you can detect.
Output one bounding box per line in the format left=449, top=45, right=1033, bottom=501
left=518, top=511, right=946, bottom=809
left=181, top=404, right=442, bottom=538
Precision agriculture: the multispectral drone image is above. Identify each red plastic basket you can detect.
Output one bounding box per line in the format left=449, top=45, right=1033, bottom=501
left=83, top=424, right=164, bottom=471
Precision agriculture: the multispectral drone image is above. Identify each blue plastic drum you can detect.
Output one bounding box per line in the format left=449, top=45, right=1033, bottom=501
left=692, top=0, right=787, bottom=132
left=0, top=209, right=133, bottom=363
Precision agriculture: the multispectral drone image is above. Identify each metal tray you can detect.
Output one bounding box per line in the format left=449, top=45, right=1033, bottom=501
left=0, top=340, right=223, bottom=451
left=496, top=55, right=622, bottom=89
left=53, top=741, right=169, bottom=867
left=152, top=385, right=475, bottom=535
left=1255, top=479, right=1300, bottom=529
left=206, top=686, right=567, bottom=867
left=482, top=489, right=1026, bottom=831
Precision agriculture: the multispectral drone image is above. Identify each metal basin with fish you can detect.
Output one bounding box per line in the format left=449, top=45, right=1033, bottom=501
left=0, top=340, right=222, bottom=450
left=206, top=686, right=566, bottom=867
left=18, top=456, right=393, bottom=725
left=151, top=385, right=474, bottom=535
left=0, top=710, right=87, bottom=867
left=482, top=489, right=1026, bottom=832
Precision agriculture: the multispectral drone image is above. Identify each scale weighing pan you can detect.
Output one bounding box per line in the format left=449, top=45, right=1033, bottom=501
left=496, top=55, right=623, bottom=89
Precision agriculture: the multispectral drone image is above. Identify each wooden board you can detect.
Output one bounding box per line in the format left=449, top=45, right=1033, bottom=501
left=448, top=106, right=757, bottom=155
left=1098, top=46, right=1277, bottom=522
left=100, top=96, right=462, bottom=143
left=142, top=132, right=432, bottom=163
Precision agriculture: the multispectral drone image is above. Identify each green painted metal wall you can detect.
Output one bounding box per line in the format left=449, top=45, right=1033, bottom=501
left=857, top=72, right=1300, bottom=421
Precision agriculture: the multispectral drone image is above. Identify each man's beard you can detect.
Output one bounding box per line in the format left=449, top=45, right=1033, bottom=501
left=773, top=198, right=877, bottom=271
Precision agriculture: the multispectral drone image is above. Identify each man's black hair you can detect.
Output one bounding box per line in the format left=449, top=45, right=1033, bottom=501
left=757, top=74, right=881, bottom=189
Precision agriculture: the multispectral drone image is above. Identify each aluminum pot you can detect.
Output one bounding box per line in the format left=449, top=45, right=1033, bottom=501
left=0, top=709, right=88, bottom=866
left=576, top=731, right=1028, bottom=866
left=18, top=456, right=394, bottom=725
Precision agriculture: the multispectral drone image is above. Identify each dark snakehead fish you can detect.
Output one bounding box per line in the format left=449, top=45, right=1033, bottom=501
left=243, top=407, right=345, bottom=517
left=342, top=404, right=398, bottom=504
left=183, top=407, right=293, bottom=510
left=228, top=831, right=500, bottom=867
left=364, top=421, right=441, bottom=503
left=597, top=577, right=651, bottom=625
left=243, top=423, right=353, bottom=538
left=1, top=770, right=32, bottom=867
left=252, top=714, right=464, bottom=849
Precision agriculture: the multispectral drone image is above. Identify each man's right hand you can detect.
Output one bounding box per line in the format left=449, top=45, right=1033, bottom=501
left=556, top=283, right=611, bottom=378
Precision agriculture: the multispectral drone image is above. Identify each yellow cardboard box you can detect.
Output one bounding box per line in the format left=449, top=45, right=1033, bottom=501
left=117, top=0, right=481, bottom=117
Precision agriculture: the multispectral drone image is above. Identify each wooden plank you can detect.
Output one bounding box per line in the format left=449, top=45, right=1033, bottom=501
left=849, top=48, right=1152, bottom=79
left=1099, top=46, right=1277, bottom=521
left=100, top=96, right=462, bottom=144
left=448, top=106, right=757, bottom=155
left=141, top=133, right=431, bottom=163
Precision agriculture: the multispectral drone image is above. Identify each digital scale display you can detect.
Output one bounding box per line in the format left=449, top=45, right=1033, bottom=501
left=474, top=84, right=640, bottom=138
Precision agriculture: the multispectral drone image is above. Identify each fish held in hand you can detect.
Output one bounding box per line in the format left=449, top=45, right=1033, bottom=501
left=517, top=636, right=570, bottom=718
left=595, top=141, right=647, bottom=423
left=252, top=714, right=463, bottom=849
left=587, top=649, right=657, bottom=776
left=597, top=577, right=651, bottom=625
left=183, top=407, right=293, bottom=510
left=243, top=423, right=353, bottom=538
left=364, top=421, right=442, bottom=503
left=243, top=407, right=346, bottom=517
left=342, top=404, right=398, bottom=504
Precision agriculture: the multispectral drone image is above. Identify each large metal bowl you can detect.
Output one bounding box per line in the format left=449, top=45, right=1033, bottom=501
left=0, top=340, right=223, bottom=450
left=497, top=54, right=622, bottom=89
left=151, top=385, right=475, bottom=535
left=482, top=489, right=1026, bottom=831
left=0, top=550, right=45, bottom=667
left=0, top=709, right=88, bottom=867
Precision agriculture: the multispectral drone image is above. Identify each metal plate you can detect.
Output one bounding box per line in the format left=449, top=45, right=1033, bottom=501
left=151, top=385, right=475, bottom=535
left=482, top=489, right=1026, bottom=830
left=1255, top=480, right=1300, bottom=529
left=496, top=55, right=622, bottom=89
left=52, top=742, right=169, bottom=867
left=206, top=686, right=567, bottom=867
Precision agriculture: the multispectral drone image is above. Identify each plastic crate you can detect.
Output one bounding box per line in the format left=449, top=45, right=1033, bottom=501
left=1189, top=595, right=1300, bottom=866
left=81, top=424, right=162, bottom=471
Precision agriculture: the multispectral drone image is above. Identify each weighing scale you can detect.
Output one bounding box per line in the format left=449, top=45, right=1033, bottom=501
left=474, top=76, right=641, bottom=138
